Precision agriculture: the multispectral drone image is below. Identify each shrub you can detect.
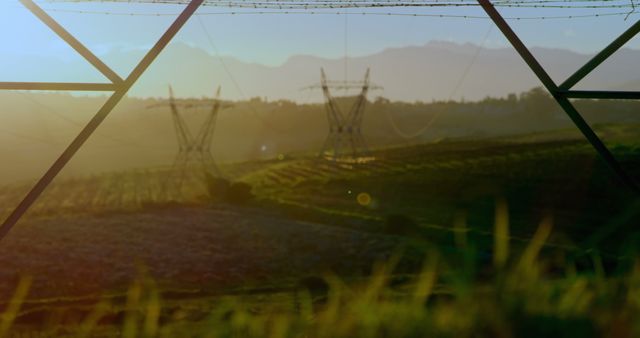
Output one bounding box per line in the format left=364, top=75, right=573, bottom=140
left=226, top=182, right=254, bottom=205
left=204, top=174, right=230, bottom=203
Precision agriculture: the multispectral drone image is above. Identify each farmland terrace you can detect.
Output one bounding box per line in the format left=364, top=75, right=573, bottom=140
left=0, top=124, right=638, bottom=303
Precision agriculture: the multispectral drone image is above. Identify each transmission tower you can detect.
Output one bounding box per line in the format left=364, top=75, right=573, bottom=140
left=309, top=68, right=381, bottom=161
left=153, top=86, right=227, bottom=199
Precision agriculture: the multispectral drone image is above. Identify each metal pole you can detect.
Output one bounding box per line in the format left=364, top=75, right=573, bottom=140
left=559, top=90, right=640, bottom=100
left=0, top=82, right=115, bottom=91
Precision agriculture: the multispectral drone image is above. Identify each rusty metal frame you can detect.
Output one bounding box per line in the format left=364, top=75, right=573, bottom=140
left=0, top=0, right=638, bottom=243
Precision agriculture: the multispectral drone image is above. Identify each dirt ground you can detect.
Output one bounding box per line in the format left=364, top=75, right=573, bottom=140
left=0, top=205, right=399, bottom=300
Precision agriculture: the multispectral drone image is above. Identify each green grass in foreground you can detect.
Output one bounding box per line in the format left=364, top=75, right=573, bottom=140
left=1, top=208, right=640, bottom=338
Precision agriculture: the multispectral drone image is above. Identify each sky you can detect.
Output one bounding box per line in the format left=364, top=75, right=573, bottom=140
left=0, top=0, right=639, bottom=70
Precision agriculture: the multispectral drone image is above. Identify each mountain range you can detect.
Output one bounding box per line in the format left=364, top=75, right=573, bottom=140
left=2, top=41, right=639, bottom=102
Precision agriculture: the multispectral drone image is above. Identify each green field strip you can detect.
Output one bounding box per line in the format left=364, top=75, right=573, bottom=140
left=0, top=134, right=634, bottom=220
left=283, top=164, right=323, bottom=179
left=271, top=196, right=594, bottom=258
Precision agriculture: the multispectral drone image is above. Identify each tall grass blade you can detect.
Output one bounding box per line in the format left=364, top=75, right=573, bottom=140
left=0, top=276, right=32, bottom=338
left=453, top=210, right=468, bottom=250
left=144, top=282, right=161, bottom=337
left=493, top=197, right=510, bottom=269
left=517, top=214, right=553, bottom=274
left=123, top=279, right=142, bottom=338
left=413, top=253, right=438, bottom=306
left=77, top=300, right=110, bottom=338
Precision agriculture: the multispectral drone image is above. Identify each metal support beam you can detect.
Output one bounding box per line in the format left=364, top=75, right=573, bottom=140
left=478, top=0, right=639, bottom=194
left=560, top=20, right=640, bottom=90
left=19, top=0, right=124, bottom=85
left=0, top=0, right=205, bottom=242
left=560, top=90, right=640, bottom=100
left=0, top=82, right=116, bottom=91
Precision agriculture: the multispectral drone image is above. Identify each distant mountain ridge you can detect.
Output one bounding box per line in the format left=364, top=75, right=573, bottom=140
left=2, top=40, right=639, bottom=101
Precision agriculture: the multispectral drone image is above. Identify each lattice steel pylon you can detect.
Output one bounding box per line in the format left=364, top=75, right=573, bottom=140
left=311, top=68, right=382, bottom=160
left=158, top=85, right=226, bottom=200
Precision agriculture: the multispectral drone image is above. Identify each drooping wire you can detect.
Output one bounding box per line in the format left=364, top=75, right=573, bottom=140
left=15, top=93, right=137, bottom=146
left=384, top=24, right=493, bottom=139
left=14, top=92, right=173, bottom=151
left=344, top=7, right=348, bottom=89
left=0, top=127, right=61, bottom=146
left=196, top=15, right=301, bottom=134
left=625, top=0, right=637, bottom=19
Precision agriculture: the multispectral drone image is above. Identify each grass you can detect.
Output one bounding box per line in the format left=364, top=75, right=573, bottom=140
left=1, top=203, right=640, bottom=337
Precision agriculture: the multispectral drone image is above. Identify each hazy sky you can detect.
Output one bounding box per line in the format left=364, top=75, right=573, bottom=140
left=1, top=0, right=639, bottom=70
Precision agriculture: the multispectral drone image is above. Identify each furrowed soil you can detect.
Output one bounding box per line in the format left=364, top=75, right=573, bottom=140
left=0, top=206, right=399, bottom=301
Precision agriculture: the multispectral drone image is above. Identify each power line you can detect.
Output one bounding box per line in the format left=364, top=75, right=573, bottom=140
left=42, top=7, right=639, bottom=19
left=13, top=93, right=184, bottom=152
left=43, top=0, right=640, bottom=9
left=625, top=0, right=637, bottom=19
left=384, top=23, right=493, bottom=139
left=344, top=8, right=349, bottom=86
left=0, top=127, right=61, bottom=146
left=196, top=15, right=301, bottom=134
left=15, top=93, right=148, bottom=147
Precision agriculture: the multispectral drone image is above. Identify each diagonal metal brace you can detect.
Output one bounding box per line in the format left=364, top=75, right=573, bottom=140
left=19, top=0, right=124, bottom=85
left=0, top=0, right=205, bottom=242
left=561, top=20, right=640, bottom=90
left=560, top=90, right=640, bottom=100
left=0, top=82, right=116, bottom=91
left=478, top=0, right=640, bottom=194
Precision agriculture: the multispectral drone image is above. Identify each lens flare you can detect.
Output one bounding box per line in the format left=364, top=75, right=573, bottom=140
left=357, top=192, right=371, bottom=206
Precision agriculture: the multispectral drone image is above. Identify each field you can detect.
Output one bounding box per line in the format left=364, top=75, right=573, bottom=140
left=0, top=124, right=639, bottom=336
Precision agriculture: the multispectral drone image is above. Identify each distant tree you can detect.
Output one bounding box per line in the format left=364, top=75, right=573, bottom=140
left=520, top=87, right=558, bottom=121
left=520, top=87, right=550, bottom=101
left=374, top=96, right=390, bottom=105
